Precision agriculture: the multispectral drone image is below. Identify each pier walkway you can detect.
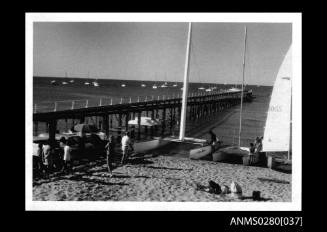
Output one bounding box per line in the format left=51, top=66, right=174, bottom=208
left=33, top=90, right=253, bottom=144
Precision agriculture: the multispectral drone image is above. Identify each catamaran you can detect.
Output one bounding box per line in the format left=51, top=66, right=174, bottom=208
left=211, top=27, right=254, bottom=164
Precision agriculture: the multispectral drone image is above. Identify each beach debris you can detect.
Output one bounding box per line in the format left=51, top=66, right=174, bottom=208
left=221, top=185, right=231, bottom=194
left=230, top=181, right=242, bottom=193
left=230, top=181, right=242, bottom=198
left=252, top=191, right=261, bottom=201
left=208, top=180, right=221, bottom=194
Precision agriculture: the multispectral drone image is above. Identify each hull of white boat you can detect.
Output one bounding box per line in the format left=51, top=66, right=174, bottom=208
left=189, top=145, right=212, bottom=160
left=212, top=146, right=259, bottom=165
left=133, top=139, right=170, bottom=154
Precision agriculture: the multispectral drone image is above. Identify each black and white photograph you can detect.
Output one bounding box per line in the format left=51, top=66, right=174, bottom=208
left=26, top=13, right=302, bottom=211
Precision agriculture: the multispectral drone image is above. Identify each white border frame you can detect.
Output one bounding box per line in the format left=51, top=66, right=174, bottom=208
left=26, top=13, right=302, bottom=211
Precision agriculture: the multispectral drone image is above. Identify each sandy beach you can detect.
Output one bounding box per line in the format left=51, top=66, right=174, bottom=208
left=33, top=89, right=291, bottom=202
left=33, top=153, right=291, bottom=201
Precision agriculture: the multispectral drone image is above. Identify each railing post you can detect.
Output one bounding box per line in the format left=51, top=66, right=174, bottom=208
left=71, top=100, right=75, bottom=110
left=54, top=102, right=57, bottom=112
left=129, top=97, right=132, bottom=103
left=120, top=98, right=123, bottom=104
left=85, top=99, right=88, bottom=108
left=99, top=98, right=102, bottom=106
left=34, top=104, right=37, bottom=113
left=145, top=96, right=148, bottom=102
left=137, top=96, right=140, bottom=102
left=110, top=98, right=113, bottom=105
left=157, top=95, right=160, bottom=100
left=152, top=95, right=154, bottom=100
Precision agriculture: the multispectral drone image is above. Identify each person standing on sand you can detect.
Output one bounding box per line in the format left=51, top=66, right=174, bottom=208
left=209, top=130, right=217, bottom=145
left=42, top=142, right=53, bottom=178
left=105, top=135, right=115, bottom=177
left=254, top=137, right=263, bottom=153
left=63, top=140, right=72, bottom=171
left=121, top=131, right=134, bottom=165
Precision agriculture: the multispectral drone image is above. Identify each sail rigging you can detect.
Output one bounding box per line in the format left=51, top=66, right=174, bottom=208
left=238, top=27, right=247, bottom=147
left=179, top=22, right=192, bottom=141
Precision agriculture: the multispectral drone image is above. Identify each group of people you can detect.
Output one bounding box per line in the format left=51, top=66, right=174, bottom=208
left=34, top=138, right=72, bottom=178
left=34, top=131, right=135, bottom=179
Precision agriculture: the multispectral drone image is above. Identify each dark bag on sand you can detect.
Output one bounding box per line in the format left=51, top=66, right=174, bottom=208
left=252, top=191, right=261, bottom=201
left=208, top=180, right=221, bottom=194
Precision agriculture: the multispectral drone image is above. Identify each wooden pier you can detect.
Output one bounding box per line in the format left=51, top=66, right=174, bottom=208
left=33, top=90, right=253, bottom=144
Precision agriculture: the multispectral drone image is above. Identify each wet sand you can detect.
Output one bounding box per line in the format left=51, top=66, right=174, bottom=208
left=33, top=155, right=291, bottom=201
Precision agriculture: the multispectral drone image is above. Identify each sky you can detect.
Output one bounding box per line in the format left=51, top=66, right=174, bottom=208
left=33, top=22, right=292, bottom=86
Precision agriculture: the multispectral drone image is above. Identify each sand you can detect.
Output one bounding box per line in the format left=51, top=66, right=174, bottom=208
left=33, top=154, right=291, bottom=201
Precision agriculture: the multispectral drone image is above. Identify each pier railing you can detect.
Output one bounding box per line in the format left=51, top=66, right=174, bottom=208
left=33, top=90, right=240, bottom=113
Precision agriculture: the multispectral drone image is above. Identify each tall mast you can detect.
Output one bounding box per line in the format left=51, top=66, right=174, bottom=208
left=179, top=22, right=192, bottom=141
left=238, top=26, right=247, bottom=147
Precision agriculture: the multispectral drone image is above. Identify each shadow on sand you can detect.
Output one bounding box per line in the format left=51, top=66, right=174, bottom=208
left=238, top=195, right=273, bottom=201
left=125, top=157, right=154, bottom=165
left=67, top=174, right=129, bottom=186
left=145, top=166, right=193, bottom=171
left=257, top=177, right=290, bottom=184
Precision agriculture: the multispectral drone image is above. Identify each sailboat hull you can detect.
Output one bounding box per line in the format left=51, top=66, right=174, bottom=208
left=212, top=146, right=259, bottom=165
left=189, top=145, right=212, bottom=160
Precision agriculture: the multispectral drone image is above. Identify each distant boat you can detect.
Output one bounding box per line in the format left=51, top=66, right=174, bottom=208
left=69, top=79, right=74, bottom=83
left=141, top=83, right=146, bottom=87
left=227, top=87, right=243, bottom=92
left=198, top=87, right=205, bottom=90
left=93, top=80, right=100, bottom=87
left=62, top=81, right=68, bottom=85
left=205, top=88, right=213, bottom=92
left=121, top=84, right=126, bottom=87
left=173, top=83, right=178, bottom=87
left=50, top=80, right=58, bottom=85
left=152, top=84, right=158, bottom=89
left=84, top=81, right=90, bottom=85
left=160, top=83, right=168, bottom=88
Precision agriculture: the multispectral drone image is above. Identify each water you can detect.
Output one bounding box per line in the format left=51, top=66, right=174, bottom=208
left=33, top=76, right=272, bottom=146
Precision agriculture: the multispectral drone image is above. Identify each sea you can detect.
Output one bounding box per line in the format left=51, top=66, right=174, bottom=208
left=33, top=76, right=273, bottom=147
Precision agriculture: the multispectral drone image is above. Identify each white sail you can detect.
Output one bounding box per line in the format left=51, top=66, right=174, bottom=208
left=262, top=45, right=292, bottom=152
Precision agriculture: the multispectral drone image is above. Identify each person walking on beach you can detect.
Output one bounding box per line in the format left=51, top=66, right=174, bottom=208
left=121, top=131, right=134, bottom=165
left=62, top=139, right=72, bottom=173
left=105, top=135, right=115, bottom=177
left=209, top=130, right=217, bottom=145
left=42, top=142, right=53, bottom=178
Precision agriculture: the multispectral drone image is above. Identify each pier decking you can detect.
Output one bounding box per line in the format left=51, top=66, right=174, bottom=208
left=33, top=90, right=253, bottom=144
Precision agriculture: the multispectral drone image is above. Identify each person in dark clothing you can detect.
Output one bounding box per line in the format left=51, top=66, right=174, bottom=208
left=249, top=142, right=255, bottom=154
left=209, top=130, right=217, bottom=145
left=105, top=135, right=115, bottom=177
